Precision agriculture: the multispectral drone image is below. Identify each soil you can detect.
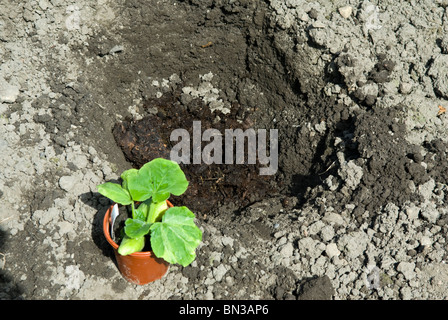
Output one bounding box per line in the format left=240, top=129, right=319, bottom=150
left=2, top=0, right=448, bottom=300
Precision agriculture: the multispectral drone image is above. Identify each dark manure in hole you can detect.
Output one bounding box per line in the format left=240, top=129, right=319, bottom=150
left=113, top=88, right=279, bottom=215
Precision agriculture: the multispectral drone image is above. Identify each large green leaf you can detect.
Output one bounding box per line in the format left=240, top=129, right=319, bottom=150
left=127, top=158, right=189, bottom=203
left=97, top=182, right=132, bottom=205
left=126, top=169, right=154, bottom=202
left=149, top=207, right=202, bottom=267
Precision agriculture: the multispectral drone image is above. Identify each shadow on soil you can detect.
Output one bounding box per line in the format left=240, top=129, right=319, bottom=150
left=80, top=192, right=116, bottom=263
left=0, top=229, right=24, bottom=299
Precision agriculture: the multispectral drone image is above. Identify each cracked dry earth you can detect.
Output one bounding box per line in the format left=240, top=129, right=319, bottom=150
left=2, top=0, right=448, bottom=300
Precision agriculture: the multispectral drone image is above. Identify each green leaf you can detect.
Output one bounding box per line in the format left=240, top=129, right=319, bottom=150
left=121, top=168, right=138, bottom=191
left=97, top=182, right=132, bottom=205
left=153, top=192, right=171, bottom=203
left=133, top=206, right=147, bottom=221
left=127, top=158, right=189, bottom=203
left=147, top=200, right=168, bottom=224
left=118, top=235, right=145, bottom=256
left=126, top=169, right=154, bottom=202
left=124, top=218, right=152, bottom=238
left=134, top=198, right=152, bottom=220
left=149, top=207, right=202, bottom=267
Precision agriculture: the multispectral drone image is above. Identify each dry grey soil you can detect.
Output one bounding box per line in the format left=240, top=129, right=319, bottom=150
left=2, top=0, right=448, bottom=300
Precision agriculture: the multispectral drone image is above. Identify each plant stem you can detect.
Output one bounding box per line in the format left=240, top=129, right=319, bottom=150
left=131, top=202, right=136, bottom=219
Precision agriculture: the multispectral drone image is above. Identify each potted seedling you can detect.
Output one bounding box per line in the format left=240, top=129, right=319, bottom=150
left=97, top=158, right=202, bottom=285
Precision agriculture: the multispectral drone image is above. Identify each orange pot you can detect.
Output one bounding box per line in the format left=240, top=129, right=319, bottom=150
left=103, top=201, right=172, bottom=285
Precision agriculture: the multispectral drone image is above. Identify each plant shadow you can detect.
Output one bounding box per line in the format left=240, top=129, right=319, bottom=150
left=0, top=228, right=24, bottom=299
left=80, top=191, right=117, bottom=264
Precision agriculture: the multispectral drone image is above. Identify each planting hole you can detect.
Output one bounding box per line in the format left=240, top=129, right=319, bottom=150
left=107, top=1, right=342, bottom=216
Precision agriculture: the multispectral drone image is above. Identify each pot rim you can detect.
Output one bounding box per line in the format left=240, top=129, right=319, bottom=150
left=103, top=200, right=173, bottom=258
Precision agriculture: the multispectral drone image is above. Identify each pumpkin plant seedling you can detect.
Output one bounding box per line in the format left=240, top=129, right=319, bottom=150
left=97, top=158, right=202, bottom=267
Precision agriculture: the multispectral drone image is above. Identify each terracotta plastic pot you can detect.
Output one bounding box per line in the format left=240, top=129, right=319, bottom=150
left=103, top=201, right=172, bottom=285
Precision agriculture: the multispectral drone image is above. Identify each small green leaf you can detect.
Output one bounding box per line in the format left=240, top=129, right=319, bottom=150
left=133, top=206, right=147, bottom=221
left=121, top=168, right=138, bottom=191
left=147, top=200, right=168, bottom=224
left=124, top=218, right=152, bottom=238
left=97, top=182, right=132, bottom=205
left=134, top=198, right=152, bottom=220
left=149, top=206, right=202, bottom=267
left=118, top=235, right=145, bottom=256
